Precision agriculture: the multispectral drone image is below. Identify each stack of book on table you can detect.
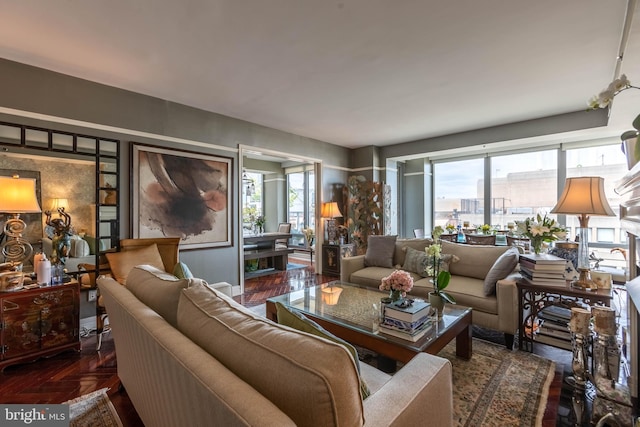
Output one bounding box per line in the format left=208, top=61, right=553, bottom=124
left=379, top=299, right=435, bottom=342
left=536, top=305, right=572, bottom=350
left=519, top=253, right=567, bottom=287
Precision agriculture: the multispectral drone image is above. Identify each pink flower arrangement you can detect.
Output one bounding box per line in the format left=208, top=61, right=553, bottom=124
left=379, top=269, right=414, bottom=297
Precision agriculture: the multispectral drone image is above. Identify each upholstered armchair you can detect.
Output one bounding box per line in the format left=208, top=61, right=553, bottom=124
left=275, top=223, right=292, bottom=249
left=80, top=237, right=181, bottom=350
left=464, top=234, right=497, bottom=245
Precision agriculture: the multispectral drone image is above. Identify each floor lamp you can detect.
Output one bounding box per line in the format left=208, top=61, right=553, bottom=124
left=0, top=175, right=42, bottom=263
left=550, top=176, right=615, bottom=290
left=321, top=202, right=342, bottom=244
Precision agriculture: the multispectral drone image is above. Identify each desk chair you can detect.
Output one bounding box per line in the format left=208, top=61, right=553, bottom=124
left=275, top=223, right=292, bottom=249
left=438, top=233, right=458, bottom=242
left=506, top=236, right=531, bottom=253
left=413, top=228, right=425, bottom=238
left=464, top=234, right=496, bottom=245
left=80, top=237, right=181, bottom=350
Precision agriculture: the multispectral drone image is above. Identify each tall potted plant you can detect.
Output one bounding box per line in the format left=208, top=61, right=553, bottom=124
left=425, top=243, right=455, bottom=318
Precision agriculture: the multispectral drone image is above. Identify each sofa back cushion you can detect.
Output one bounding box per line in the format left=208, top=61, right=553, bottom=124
left=177, top=283, right=364, bottom=427
left=394, top=238, right=433, bottom=266
left=126, top=265, right=201, bottom=327
left=441, top=240, right=509, bottom=280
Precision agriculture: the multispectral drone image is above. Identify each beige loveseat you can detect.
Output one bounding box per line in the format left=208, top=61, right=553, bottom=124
left=341, top=237, right=521, bottom=348
left=99, top=265, right=453, bottom=427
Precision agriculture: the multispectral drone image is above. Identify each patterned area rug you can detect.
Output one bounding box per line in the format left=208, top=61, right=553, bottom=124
left=63, top=388, right=123, bottom=427
left=441, top=338, right=555, bottom=427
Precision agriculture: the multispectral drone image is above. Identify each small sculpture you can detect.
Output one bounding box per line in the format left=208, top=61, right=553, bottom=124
left=44, top=207, right=73, bottom=265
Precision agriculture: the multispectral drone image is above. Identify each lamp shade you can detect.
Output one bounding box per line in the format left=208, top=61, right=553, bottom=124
left=0, top=176, right=41, bottom=213
left=550, top=177, right=615, bottom=218
left=321, top=202, right=342, bottom=219
left=49, top=198, right=69, bottom=212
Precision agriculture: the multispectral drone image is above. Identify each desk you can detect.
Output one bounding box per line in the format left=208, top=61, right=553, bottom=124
left=243, top=233, right=293, bottom=278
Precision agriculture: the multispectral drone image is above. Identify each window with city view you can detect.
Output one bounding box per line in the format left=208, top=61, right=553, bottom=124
left=434, top=158, right=484, bottom=230
left=490, top=150, right=558, bottom=230
left=287, top=170, right=315, bottom=246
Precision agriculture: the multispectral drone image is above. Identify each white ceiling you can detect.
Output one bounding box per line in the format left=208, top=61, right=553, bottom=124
left=0, top=1, right=638, bottom=149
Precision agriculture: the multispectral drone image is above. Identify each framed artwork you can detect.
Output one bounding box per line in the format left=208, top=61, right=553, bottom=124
left=132, top=144, right=232, bottom=249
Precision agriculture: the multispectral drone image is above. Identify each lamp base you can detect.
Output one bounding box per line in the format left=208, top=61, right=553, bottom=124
left=570, top=268, right=598, bottom=291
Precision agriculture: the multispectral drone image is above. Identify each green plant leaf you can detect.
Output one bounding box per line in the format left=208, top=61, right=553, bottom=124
left=440, top=291, right=456, bottom=304
left=436, top=270, right=451, bottom=291
left=621, top=130, right=638, bottom=141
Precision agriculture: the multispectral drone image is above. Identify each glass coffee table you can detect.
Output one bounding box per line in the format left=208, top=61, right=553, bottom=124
left=266, top=281, right=472, bottom=364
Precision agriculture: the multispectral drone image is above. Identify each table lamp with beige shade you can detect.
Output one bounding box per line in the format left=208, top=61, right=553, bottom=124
left=321, top=201, right=342, bottom=244
left=49, top=198, right=69, bottom=214
left=0, top=175, right=42, bottom=264
left=550, top=176, right=615, bottom=290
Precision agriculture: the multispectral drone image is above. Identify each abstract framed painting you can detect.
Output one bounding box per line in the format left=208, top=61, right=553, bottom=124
left=132, top=143, right=232, bottom=249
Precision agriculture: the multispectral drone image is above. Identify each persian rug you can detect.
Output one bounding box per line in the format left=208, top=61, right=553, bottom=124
left=63, top=388, right=123, bottom=427
left=440, top=338, right=555, bottom=427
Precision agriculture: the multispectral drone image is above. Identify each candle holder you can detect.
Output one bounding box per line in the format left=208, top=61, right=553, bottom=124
left=570, top=332, right=589, bottom=425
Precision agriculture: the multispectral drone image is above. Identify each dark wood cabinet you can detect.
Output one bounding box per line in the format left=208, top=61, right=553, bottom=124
left=1, top=281, right=80, bottom=371
left=322, top=243, right=355, bottom=276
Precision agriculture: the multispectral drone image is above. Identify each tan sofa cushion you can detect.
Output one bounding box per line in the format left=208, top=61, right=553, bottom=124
left=441, top=240, right=509, bottom=280
left=106, top=243, right=165, bottom=285
left=126, top=265, right=202, bottom=327
left=446, top=276, right=499, bottom=314
left=177, top=282, right=364, bottom=427
left=275, top=302, right=371, bottom=399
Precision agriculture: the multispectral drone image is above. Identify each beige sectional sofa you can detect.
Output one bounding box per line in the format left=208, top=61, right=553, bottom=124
left=340, top=237, right=521, bottom=348
left=99, top=265, right=453, bottom=427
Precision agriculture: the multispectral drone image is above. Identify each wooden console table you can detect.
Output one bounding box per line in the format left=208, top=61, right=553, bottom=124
left=0, top=280, right=81, bottom=371
left=243, top=232, right=293, bottom=278
left=517, top=279, right=612, bottom=353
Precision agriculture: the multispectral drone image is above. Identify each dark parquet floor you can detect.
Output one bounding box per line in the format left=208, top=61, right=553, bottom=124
left=0, top=255, right=570, bottom=426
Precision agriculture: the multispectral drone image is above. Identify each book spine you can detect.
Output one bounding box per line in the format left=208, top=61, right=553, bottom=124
left=383, top=306, right=430, bottom=322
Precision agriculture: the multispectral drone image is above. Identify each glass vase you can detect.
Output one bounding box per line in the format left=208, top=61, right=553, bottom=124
left=389, top=289, right=402, bottom=302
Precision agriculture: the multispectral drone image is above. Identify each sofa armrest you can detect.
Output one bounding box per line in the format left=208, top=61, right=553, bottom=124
left=208, top=281, right=232, bottom=297
left=363, top=353, right=452, bottom=427
left=496, top=273, right=521, bottom=334
left=340, top=255, right=366, bottom=282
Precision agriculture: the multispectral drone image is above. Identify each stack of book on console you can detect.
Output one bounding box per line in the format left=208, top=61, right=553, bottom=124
left=536, top=305, right=572, bottom=350
left=519, top=253, right=567, bottom=287
left=379, top=300, right=435, bottom=342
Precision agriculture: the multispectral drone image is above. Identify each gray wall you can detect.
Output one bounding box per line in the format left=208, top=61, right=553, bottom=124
left=0, top=58, right=351, bottom=287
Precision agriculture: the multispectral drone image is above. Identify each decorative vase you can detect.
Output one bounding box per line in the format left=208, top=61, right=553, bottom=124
left=531, top=237, right=544, bottom=254
left=428, top=292, right=445, bottom=319
left=389, top=289, right=402, bottom=302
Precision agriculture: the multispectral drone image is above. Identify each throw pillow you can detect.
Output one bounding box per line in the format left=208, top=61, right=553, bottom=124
left=483, top=247, right=520, bottom=296
left=402, top=246, right=429, bottom=277
left=275, top=302, right=371, bottom=400
left=173, top=261, right=194, bottom=279
left=82, top=235, right=107, bottom=255
left=425, top=253, right=460, bottom=277
left=364, top=235, right=397, bottom=268
left=126, top=265, right=201, bottom=327
left=70, top=236, right=91, bottom=258
left=105, top=243, right=165, bottom=285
